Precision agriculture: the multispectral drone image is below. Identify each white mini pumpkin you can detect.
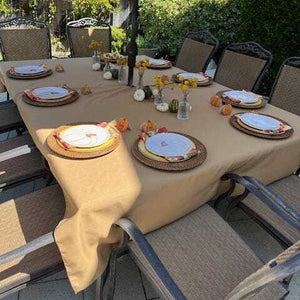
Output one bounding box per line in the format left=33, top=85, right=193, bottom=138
left=134, top=89, right=145, bottom=101
left=92, top=63, right=101, bottom=71
left=103, top=71, right=112, bottom=80
left=152, top=88, right=159, bottom=96
left=156, top=102, right=169, bottom=112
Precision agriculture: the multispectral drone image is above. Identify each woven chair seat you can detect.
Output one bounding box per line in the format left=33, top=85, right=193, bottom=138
left=128, top=204, right=287, bottom=300
left=0, top=185, right=65, bottom=294
left=0, top=135, right=48, bottom=188
left=0, top=104, right=23, bottom=134
left=243, top=175, right=300, bottom=244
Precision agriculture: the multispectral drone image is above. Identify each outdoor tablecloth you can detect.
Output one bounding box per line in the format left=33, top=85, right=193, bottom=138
left=0, top=57, right=300, bottom=292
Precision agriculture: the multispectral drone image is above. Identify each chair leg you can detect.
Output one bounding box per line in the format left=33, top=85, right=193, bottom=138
left=45, top=174, right=55, bottom=186
left=225, top=190, right=250, bottom=220
left=6, top=92, right=9, bottom=101
left=214, top=179, right=236, bottom=210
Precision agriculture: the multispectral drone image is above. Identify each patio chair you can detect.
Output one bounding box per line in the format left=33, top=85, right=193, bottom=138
left=67, top=17, right=111, bottom=58
left=0, top=101, right=24, bottom=135
left=175, top=31, right=219, bottom=73
left=268, top=57, right=300, bottom=116
left=98, top=199, right=300, bottom=299
left=0, top=185, right=64, bottom=298
left=0, top=134, right=53, bottom=192
left=215, top=172, right=300, bottom=247
left=214, top=42, right=273, bottom=92
left=0, top=17, right=51, bottom=61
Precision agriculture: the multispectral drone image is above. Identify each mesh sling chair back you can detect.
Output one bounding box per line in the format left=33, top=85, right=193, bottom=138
left=216, top=172, right=300, bottom=247
left=0, top=185, right=65, bottom=298
left=0, top=134, right=53, bottom=192
left=0, top=102, right=24, bottom=135
left=269, top=57, right=300, bottom=116
left=175, top=31, right=219, bottom=73
left=99, top=198, right=300, bottom=299
left=0, top=17, right=52, bottom=61
left=214, top=42, right=273, bottom=92
left=67, top=17, right=111, bottom=58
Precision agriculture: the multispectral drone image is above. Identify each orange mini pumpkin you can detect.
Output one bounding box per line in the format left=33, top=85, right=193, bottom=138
left=210, top=95, right=221, bottom=107
left=116, top=118, right=130, bottom=132
left=221, top=104, right=233, bottom=116
left=142, top=120, right=157, bottom=132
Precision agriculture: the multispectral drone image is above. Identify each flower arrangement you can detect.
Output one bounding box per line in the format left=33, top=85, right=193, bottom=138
left=88, top=40, right=103, bottom=52
left=135, top=59, right=150, bottom=71
left=153, top=75, right=169, bottom=91
left=176, top=76, right=198, bottom=93
left=116, top=56, right=128, bottom=66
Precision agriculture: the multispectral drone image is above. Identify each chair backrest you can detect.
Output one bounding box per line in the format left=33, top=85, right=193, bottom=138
left=175, top=31, right=219, bottom=73
left=0, top=17, right=51, bottom=61
left=269, top=57, right=300, bottom=116
left=67, top=17, right=111, bottom=58
left=214, top=42, right=273, bottom=92
left=226, top=240, right=300, bottom=300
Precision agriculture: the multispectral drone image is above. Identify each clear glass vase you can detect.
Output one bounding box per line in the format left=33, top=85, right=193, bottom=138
left=154, top=89, right=164, bottom=106
left=137, top=70, right=144, bottom=90
left=103, top=61, right=111, bottom=73
left=177, top=92, right=191, bottom=121
left=118, top=66, right=127, bottom=85
left=92, top=50, right=100, bottom=64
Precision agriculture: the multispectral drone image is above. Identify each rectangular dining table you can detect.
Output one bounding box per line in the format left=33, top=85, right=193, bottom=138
left=0, top=57, right=299, bottom=293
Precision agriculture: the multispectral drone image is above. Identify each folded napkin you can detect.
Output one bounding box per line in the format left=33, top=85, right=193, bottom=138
left=224, top=90, right=262, bottom=104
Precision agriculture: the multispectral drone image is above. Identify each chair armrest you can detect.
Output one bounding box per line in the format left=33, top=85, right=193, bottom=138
left=0, top=232, right=54, bottom=265
left=222, top=174, right=300, bottom=230
left=115, top=218, right=186, bottom=300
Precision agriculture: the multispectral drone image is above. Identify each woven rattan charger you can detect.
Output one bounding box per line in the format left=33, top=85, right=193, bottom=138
left=172, top=73, right=213, bottom=87
left=22, top=88, right=79, bottom=107
left=217, top=90, right=267, bottom=109
left=6, top=69, right=52, bottom=80
left=132, top=132, right=207, bottom=171
left=230, top=113, right=294, bottom=140
left=47, top=123, right=121, bottom=159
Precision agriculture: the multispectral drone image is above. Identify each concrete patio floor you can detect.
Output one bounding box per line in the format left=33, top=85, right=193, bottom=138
left=0, top=93, right=299, bottom=300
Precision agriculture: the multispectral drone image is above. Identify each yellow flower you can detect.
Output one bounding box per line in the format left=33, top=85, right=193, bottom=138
left=182, top=85, right=189, bottom=92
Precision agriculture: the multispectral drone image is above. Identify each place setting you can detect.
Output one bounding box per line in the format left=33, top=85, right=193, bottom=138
left=216, top=89, right=267, bottom=109
left=7, top=64, right=52, bottom=80
left=47, top=122, right=120, bottom=159
left=230, top=112, right=294, bottom=140
left=22, top=85, right=80, bottom=107
left=173, top=72, right=213, bottom=86
left=147, top=58, right=172, bottom=69
left=132, top=121, right=207, bottom=171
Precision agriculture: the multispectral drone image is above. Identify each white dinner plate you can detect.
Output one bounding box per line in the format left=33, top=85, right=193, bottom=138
left=145, top=133, right=194, bottom=157
left=178, top=72, right=206, bottom=82
left=149, top=58, right=168, bottom=66
left=240, top=113, right=281, bottom=131
left=223, top=90, right=259, bottom=104
left=32, top=87, right=69, bottom=100
left=60, top=125, right=111, bottom=148
left=14, top=65, right=45, bottom=75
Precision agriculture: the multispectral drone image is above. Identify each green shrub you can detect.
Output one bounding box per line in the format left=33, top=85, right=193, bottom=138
left=71, top=0, right=120, bottom=20
left=139, top=0, right=300, bottom=94
left=136, top=35, right=158, bottom=48
left=111, top=26, right=129, bottom=53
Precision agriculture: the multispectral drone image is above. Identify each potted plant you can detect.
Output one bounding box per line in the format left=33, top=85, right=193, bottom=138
left=137, top=35, right=159, bottom=58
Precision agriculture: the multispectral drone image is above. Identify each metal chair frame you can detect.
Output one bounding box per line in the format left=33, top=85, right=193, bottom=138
left=66, top=17, right=112, bottom=58
left=0, top=17, right=52, bottom=61
left=175, top=31, right=219, bottom=72
left=214, top=173, right=300, bottom=247
left=269, top=57, right=300, bottom=104
left=214, top=41, right=273, bottom=92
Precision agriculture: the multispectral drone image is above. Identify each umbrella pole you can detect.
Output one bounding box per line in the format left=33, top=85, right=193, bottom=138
left=127, top=0, right=138, bottom=86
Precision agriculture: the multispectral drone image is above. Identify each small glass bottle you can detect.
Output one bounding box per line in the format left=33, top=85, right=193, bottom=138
left=177, top=92, right=191, bottom=121
left=118, top=65, right=127, bottom=85
left=154, top=89, right=164, bottom=106
left=137, top=69, right=144, bottom=90
left=92, top=50, right=100, bottom=64
left=103, top=61, right=111, bottom=73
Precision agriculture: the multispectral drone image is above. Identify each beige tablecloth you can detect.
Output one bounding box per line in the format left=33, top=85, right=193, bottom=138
left=0, top=57, right=299, bottom=292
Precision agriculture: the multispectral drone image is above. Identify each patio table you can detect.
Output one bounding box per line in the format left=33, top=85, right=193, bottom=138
left=0, top=57, right=299, bottom=293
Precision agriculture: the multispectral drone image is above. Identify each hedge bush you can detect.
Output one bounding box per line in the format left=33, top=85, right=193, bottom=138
left=139, top=0, right=300, bottom=93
